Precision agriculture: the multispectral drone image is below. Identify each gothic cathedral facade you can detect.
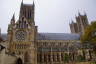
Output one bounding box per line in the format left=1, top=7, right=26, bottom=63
left=8, top=2, right=37, bottom=64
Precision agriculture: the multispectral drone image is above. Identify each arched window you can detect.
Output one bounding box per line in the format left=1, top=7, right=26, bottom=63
left=48, top=54, right=51, bottom=62
left=16, top=58, right=23, bottom=64
left=30, top=10, right=32, bottom=18
left=53, top=53, right=55, bottom=62
left=57, top=53, right=60, bottom=62
left=61, top=53, right=64, bottom=61
left=44, top=54, right=46, bottom=62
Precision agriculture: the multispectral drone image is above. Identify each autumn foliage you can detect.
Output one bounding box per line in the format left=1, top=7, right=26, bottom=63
left=81, top=21, right=96, bottom=43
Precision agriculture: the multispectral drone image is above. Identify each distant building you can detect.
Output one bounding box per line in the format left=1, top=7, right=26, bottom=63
left=70, top=13, right=89, bottom=35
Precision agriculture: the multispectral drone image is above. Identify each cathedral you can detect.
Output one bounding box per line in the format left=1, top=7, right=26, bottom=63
left=0, top=1, right=95, bottom=64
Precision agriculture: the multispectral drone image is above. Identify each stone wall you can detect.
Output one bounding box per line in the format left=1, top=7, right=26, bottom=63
left=0, top=49, right=17, bottom=64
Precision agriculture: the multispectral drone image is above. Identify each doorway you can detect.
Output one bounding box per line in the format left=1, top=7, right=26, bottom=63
left=16, top=58, right=23, bottom=64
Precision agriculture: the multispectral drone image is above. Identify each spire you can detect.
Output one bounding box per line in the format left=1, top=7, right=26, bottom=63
left=32, top=0, right=35, bottom=8
left=11, top=13, right=15, bottom=21
left=71, top=20, right=74, bottom=24
left=11, top=13, right=15, bottom=25
left=78, top=12, right=81, bottom=16
left=33, top=0, right=35, bottom=5
left=22, top=0, right=23, bottom=4
left=21, top=0, right=23, bottom=6
left=84, top=11, right=87, bottom=16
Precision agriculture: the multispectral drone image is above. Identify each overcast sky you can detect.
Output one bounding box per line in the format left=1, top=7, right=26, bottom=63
left=0, top=0, right=96, bottom=33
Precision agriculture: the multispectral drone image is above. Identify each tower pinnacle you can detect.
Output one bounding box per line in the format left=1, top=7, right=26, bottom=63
left=32, top=0, right=35, bottom=8
left=11, top=13, right=15, bottom=21
left=22, top=0, right=23, bottom=3
left=11, top=13, right=15, bottom=25
left=78, top=12, right=81, bottom=16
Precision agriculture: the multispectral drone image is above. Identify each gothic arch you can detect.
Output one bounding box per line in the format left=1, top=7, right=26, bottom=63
left=16, top=58, right=23, bottom=64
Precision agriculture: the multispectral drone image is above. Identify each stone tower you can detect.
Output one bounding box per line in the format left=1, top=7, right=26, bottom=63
left=7, top=1, right=37, bottom=64
left=19, top=1, right=35, bottom=26
left=70, top=12, right=89, bottom=35
left=69, top=21, right=78, bottom=34
left=24, top=45, right=37, bottom=64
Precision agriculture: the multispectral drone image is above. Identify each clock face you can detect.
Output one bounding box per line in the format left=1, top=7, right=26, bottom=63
left=15, top=30, right=27, bottom=41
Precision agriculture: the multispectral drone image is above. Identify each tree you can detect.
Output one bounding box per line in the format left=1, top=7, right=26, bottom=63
left=64, top=53, right=70, bottom=62
left=81, top=21, right=96, bottom=43
left=81, top=21, right=96, bottom=53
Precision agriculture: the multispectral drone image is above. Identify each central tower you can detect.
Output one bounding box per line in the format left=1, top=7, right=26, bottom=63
left=7, top=1, right=37, bottom=64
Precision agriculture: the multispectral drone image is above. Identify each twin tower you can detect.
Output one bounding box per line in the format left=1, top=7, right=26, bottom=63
left=70, top=13, right=89, bottom=35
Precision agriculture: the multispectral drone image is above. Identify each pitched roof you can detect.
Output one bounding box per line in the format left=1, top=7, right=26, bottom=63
left=1, top=33, right=80, bottom=41
left=38, top=33, right=80, bottom=40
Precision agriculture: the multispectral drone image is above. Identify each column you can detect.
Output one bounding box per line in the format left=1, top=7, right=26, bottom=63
left=50, top=52, right=53, bottom=62
left=55, top=53, right=57, bottom=62
left=46, top=53, right=48, bottom=62
left=41, top=53, right=44, bottom=63
left=59, top=52, right=62, bottom=62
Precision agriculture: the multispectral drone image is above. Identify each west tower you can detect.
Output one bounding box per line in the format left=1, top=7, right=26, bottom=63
left=19, top=1, right=35, bottom=26
left=7, top=1, right=37, bottom=64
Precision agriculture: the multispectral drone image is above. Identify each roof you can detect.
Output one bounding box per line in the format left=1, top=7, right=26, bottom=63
left=1, top=33, right=80, bottom=41
left=38, top=33, right=80, bottom=40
